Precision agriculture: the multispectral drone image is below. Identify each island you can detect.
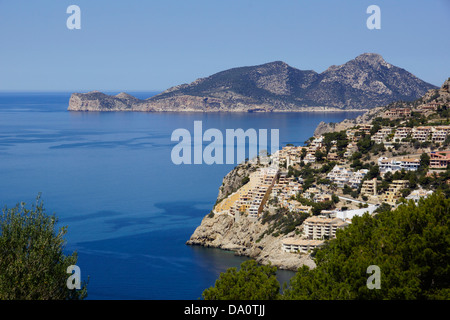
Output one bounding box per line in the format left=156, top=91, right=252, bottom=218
left=68, top=53, right=436, bottom=113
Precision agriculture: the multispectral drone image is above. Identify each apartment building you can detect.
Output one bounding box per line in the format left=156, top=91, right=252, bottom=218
left=346, top=129, right=358, bottom=142
left=303, top=187, right=320, bottom=200
left=429, top=150, right=450, bottom=169
left=378, top=156, right=420, bottom=174
left=327, top=165, right=368, bottom=188
left=400, top=158, right=421, bottom=171
left=372, top=127, right=393, bottom=144
left=358, top=124, right=373, bottom=134
left=360, top=178, right=377, bottom=196
left=223, top=167, right=278, bottom=219
left=349, top=169, right=369, bottom=188
left=381, top=180, right=409, bottom=206
left=281, top=239, right=324, bottom=254
left=303, top=153, right=316, bottom=164
left=431, top=126, right=450, bottom=143
left=327, top=152, right=339, bottom=161
left=406, top=189, right=433, bottom=204
left=343, top=143, right=358, bottom=158
left=393, top=127, right=412, bottom=143
left=412, top=126, right=433, bottom=142
left=303, top=216, right=349, bottom=240
left=383, top=108, right=412, bottom=119
left=308, top=136, right=323, bottom=152
left=280, top=200, right=313, bottom=214
left=313, top=193, right=333, bottom=203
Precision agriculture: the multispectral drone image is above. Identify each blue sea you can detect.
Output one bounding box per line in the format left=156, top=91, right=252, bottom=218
left=0, top=92, right=363, bottom=300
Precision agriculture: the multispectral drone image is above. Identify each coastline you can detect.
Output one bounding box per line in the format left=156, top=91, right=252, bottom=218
left=67, top=108, right=369, bottom=113
left=186, top=213, right=316, bottom=272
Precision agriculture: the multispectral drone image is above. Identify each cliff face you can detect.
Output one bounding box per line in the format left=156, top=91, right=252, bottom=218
left=68, top=53, right=437, bottom=112
left=186, top=213, right=315, bottom=271
left=186, top=162, right=315, bottom=271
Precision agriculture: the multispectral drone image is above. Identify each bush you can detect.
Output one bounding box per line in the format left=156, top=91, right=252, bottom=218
left=0, top=195, right=88, bottom=300
left=283, top=192, right=450, bottom=300
left=202, top=260, right=280, bottom=300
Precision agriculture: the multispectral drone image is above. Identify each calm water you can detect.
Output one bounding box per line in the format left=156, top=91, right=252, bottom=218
left=0, top=92, right=363, bottom=299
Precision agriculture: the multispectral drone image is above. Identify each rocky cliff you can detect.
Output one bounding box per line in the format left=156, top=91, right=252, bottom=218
left=186, top=213, right=315, bottom=271
left=313, top=106, right=384, bottom=136
left=186, top=162, right=315, bottom=271
left=68, top=53, right=437, bottom=112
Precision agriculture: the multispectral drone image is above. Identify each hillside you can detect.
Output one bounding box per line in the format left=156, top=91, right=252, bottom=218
left=314, top=77, right=450, bottom=136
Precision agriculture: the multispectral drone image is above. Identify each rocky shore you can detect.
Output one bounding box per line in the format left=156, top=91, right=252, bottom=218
left=186, top=212, right=316, bottom=271
left=68, top=91, right=365, bottom=113
left=185, top=162, right=316, bottom=271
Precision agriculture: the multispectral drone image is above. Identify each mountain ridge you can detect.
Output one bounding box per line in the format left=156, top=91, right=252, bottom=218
left=68, top=53, right=437, bottom=112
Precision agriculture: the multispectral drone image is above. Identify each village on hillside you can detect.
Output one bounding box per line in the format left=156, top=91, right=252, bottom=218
left=211, top=79, right=450, bottom=255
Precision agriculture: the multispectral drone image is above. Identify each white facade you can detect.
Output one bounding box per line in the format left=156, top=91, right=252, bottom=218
left=327, top=165, right=368, bottom=188
left=378, top=157, right=420, bottom=174
left=282, top=239, right=324, bottom=254
left=303, top=216, right=349, bottom=240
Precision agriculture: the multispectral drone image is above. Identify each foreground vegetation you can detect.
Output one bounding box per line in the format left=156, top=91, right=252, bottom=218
left=0, top=195, right=87, bottom=300
left=202, top=192, right=450, bottom=300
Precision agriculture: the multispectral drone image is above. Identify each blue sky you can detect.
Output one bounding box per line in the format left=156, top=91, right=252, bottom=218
left=0, top=0, right=449, bottom=91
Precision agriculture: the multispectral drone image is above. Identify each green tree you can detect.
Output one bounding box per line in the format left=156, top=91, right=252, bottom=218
left=315, top=150, right=326, bottom=162
left=283, top=192, right=450, bottom=300
left=420, top=153, right=430, bottom=169
left=202, top=260, right=280, bottom=300
left=357, top=134, right=374, bottom=154
left=0, top=195, right=87, bottom=300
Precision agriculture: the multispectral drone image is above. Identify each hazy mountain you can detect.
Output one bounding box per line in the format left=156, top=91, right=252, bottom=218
left=68, top=53, right=437, bottom=112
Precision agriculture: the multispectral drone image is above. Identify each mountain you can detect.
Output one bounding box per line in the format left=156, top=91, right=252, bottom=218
left=68, top=53, right=437, bottom=112
left=314, top=77, right=450, bottom=136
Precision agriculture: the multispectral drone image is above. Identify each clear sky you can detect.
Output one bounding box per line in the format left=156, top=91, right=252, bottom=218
left=0, top=0, right=449, bottom=92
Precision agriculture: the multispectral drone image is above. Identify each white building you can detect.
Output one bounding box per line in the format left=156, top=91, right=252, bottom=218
left=303, top=216, right=349, bottom=240
left=405, top=189, right=433, bottom=204
left=281, top=239, right=325, bottom=254
left=378, top=156, right=420, bottom=174
left=393, top=127, right=412, bottom=143
left=327, top=165, right=368, bottom=188
left=372, top=128, right=393, bottom=144
left=303, top=153, right=316, bottom=164
left=335, top=205, right=378, bottom=220
left=432, top=126, right=450, bottom=143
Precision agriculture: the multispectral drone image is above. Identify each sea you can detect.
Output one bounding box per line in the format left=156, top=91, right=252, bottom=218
left=0, top=92, right=363, bottom=300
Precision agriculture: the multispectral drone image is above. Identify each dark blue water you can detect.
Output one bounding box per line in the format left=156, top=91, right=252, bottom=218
left=0, top=92, right=363, bottom=299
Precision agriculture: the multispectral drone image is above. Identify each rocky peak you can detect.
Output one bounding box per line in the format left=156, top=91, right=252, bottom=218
left=260, top=61, right=290, bottom=69
left=441, top=78, right=450, bottom=92
left=354, top=53, right=391, bottom=68
left=115, top=92, right=140, bottom=101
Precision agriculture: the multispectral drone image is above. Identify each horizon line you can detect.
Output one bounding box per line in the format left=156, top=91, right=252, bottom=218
left=0, top=90, right=164, bottom=94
